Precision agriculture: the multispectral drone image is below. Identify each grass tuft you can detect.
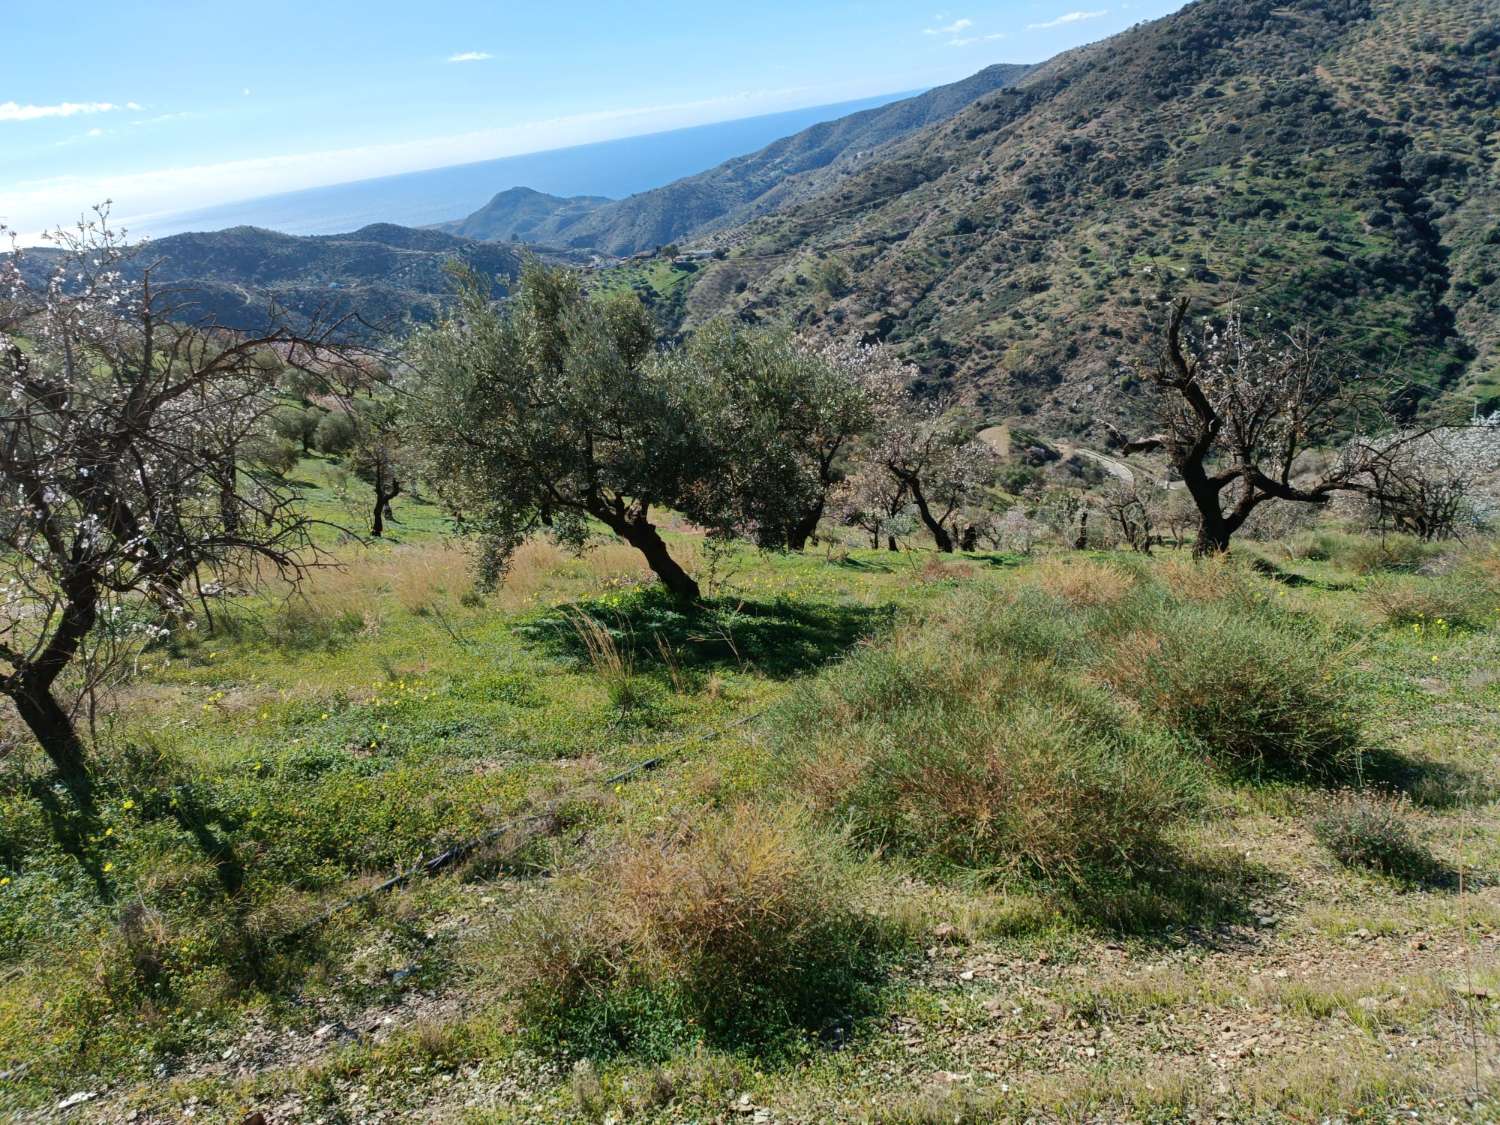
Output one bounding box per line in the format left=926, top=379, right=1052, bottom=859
left=503, top=804, right=896, bottom=1057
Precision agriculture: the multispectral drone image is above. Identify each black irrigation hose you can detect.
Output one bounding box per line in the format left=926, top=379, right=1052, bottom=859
left=280, top=708, right=767, bottom=945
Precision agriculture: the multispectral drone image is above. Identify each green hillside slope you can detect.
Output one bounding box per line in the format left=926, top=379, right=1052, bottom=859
left=680, top=0, right=1499, bottom=437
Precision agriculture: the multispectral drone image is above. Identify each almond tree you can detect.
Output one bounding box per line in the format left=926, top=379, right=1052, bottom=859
left=829, top=464, right=912, bottom=550
left=1125, top=299, right=1407, bottom=555
left=879, top=403, right=997, bottom=553
left=1353, top=418, right=1498, bottom=540
left=0, top=211, right=353, bottom=789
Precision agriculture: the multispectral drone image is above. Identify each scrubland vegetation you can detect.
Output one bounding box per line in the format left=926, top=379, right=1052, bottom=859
left=3, top=216, right=1498, bottom=1122
left=1, top=471, right=1497, bottom=1120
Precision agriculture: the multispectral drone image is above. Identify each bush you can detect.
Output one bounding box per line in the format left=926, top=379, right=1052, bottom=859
left=1025, top=556, right=1137, bottom=608
left=1339, top=533, right=1444, bottom=575
left=1103, top=603, right=1361, bottom=775
left=775, top=619, right=1202, bottom=883
left=314, top=410, right=357, bottom=455
left=245, top=435, right=301, bottom=476
left=1365, top=564, right=1500, bottom=631
left=505, top=806, right=891, bottom=1056
left=1312, top=791, right=1439, bottom=881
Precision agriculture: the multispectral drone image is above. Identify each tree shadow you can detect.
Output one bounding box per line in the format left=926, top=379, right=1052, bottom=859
left=154, top=787, right=247, bottom=896
left=518, top=589, right=897, bottom=680
left=830, top=554, right=901, bottom=572
left=966, top=551, right=1023, bottom=570
left=28, top=774, right=113, bottom=901
left=1248, top=555, right=1353, bottom=591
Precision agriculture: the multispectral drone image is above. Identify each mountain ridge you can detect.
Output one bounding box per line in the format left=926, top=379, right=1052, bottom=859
left=441, top=63, right=1034, bottom=254
left=675, top=0, right=1499, bottom=437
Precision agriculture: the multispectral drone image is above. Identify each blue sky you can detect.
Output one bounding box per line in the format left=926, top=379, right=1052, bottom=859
left=1, top=0, right=1185, bottom=238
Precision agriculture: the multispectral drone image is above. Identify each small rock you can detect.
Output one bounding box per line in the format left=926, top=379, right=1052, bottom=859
left=933, top=922, right=957, bottom=942
left=959, top=969, right=975, bottom=981
left=314, top=1022, right=338, bottom=1040
left=57, top=1091, right=98, bottom=1111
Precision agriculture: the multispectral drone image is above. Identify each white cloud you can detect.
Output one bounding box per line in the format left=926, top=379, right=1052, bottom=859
left=241, top=88, right=252, bottom=96
left=0, top=100, right=138, bottom=123
left=131, top=112, right=193, bottom=127
left=1, top=84, right=843, bottom=240
left=446, top=51, right=492, bottom=63
left=85, top=128, right=105, bottom=138
left=1027, top=9, right=1107, bottom=29
left=948, top=32, right=1007, bottom=46
left=923, top=17, right=972, bottom=35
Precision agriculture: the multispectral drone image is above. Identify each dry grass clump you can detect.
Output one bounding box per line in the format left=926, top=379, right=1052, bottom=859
left=1339, top=533, right=1445, bottom=575
left=776, top=622, right=1202, bottom=885
left=1099, top=602, right=1361, bottom=776
left=1154, top=554, right=1254, bottom=603
left=1025, top=556, right=1136, bottom=608
left=1311, top=790, right=1441, bottom=882
left=1364, top=554, right=1500, bottom=630
left=917, top=556, right=976, bottom=583
left=505, top=805, right=889, bottom=1055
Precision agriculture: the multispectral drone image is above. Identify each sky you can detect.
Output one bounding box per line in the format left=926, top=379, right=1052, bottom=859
left=1, top=0, right=1186, bottom=240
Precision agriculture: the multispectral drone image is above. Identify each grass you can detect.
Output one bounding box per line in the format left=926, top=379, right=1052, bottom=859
left=1, top=521, right=1497, bottom=1121
left=1312, top=789, right=1447, bottom=884
left=771, top=598, right=1205, bottom=888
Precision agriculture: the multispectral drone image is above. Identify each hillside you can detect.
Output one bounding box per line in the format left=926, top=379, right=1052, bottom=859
left=14, top=223, right=523, bottom=334
left=676, top=0, right=1499, bottom=438
left=441, top=64, right=1033, bottom=254
left=441, top=186, right=614, bottom=244
left=141, top=93, right=913, bottom=238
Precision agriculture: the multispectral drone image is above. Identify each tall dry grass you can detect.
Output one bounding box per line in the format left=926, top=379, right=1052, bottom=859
left=503, top=804, right=889, bottom=1053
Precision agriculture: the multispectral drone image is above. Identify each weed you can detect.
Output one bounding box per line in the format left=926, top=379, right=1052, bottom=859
left=1027, top=555, right=1136, bottom=607
left=1312, top=790, right=1443, bottom=882
left=1102, top=602, right=1361, bottom=776
left=778, top=623, right=1203, bottom=886
left=504, top=805, right=895, bottom=1057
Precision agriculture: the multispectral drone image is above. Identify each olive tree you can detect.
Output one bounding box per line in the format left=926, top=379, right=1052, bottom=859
left=672, top=325, right=887, bottom=551
left=407, top=260, right=714, bottom=600
left=0, top=211, right=351, bottom=787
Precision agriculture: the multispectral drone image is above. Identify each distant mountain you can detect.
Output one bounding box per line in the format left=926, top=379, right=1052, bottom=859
left=15, top=223, right=524, bottom=335
left=441, top=64, right=1034, bottom=255
left=142, top=93, right=914, bottom=239
left=445, top=187, right=613, bottom=245
left=678, top=0, right=1500, bottom=435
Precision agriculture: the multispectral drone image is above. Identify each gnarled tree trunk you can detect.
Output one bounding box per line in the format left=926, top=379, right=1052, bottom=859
left=594, top=503, right=700, bottom=601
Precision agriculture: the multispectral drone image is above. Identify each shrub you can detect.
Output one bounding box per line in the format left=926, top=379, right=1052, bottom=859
left=1284, top=528, right=1350, bottom=562
left=1026, top=556, right=1136, bottom=608
left=776, top=624, right=1202, bottom=883
left=505, top=806, right=890, bottom=1056
left=1312, top=791, right=1439, bottom=881
left=1365, top=564, right=1500, bottom=631
left=1339, top=533, right=1444, bottom=575
left=1103, top=603, right=1361, bottom=775
left=314, top=410, right=357, bottom=455
left=1153, top=555, right=1256, bottom=604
